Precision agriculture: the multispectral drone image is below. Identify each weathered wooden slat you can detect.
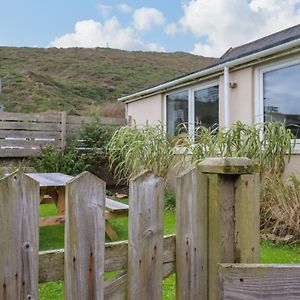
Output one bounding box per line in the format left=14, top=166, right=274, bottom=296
left=105, top=198, right=129, bottom=212
left=176, top=167, right=208, bottom=300
left=0, top=112, right=61, bottom=122
left=38, top=235, right=176, bottom=283
left=0, top=139, right=59, bottom=148
left=127, top=171, right=164, bottom=300
left=65, top=172, right=106, bottom=300
left=0, top=130, right=61, bottom=139
left=0, top=148, right=42, bottom=157
left=235, top=174, right=260, bottom=263
left=0, top=172, right=39, bottom=299
left=207, top=174, right=235, bottom=300
left=219, top=264, right=300, bottom=300
left=0, top=121, right=61, bottom=131
left=105, top=274, right=127, bottom=300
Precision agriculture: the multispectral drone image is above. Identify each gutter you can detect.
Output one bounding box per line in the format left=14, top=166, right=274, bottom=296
left=119, top=38, right=300, bottom=103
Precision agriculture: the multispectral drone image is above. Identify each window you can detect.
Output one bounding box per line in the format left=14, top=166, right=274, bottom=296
left=166, top=83, right=219, bottom=136
left=194, top=85, right=219, bottom=128
left=166, top=90, right=188, bottom=136
left=258, top=59, right=300, bottom=138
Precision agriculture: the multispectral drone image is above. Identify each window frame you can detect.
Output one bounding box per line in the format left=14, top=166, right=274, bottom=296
left=164, top=80, right=219, bottom=136
left=255, top=56, right=300, bottom=150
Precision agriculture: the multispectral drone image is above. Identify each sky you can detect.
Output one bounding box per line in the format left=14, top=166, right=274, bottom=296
left=1, top=0, right=300, bottom=57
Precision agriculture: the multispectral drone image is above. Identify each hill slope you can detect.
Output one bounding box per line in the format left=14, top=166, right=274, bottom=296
left=0, top=47, right=216, bottom=116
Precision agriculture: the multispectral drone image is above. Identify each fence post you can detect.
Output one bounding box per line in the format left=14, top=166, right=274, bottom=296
left=176, top=166, right=208, bottom=300
left=0, top=171, right=39, bottom=299
left=64, top=171, right=106, bottom=300
left=127, top=171, right=164, bottom=300
left=176, top=157, right=260, bottom=300
left=60, top=111, right=67, bottom=149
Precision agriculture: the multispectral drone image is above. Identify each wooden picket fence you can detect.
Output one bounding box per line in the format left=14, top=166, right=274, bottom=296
left=1, top=157, right=300, bottom=299
left=0, top=112, right=125, bottom=157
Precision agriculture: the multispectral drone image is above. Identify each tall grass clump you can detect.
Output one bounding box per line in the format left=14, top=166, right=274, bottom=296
left=108, top=123, right=173, bottom=182
left=261, top=174, right=300, bottom=239
left=182, top=121, right=295, bottom=174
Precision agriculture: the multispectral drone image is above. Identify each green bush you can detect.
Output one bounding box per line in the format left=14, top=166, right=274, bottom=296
left=78, top=117, right=117, bottom=166
left=29, top=117, right=119, bottom=176
left=29, top=145, right=87, bottom=176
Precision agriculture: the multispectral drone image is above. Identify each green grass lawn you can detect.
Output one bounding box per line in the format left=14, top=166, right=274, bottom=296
left=39, top=204, right=300, bottom=299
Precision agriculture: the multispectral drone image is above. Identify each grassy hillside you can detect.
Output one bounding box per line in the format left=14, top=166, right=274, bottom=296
left=0, top=47, right=216, bottom=117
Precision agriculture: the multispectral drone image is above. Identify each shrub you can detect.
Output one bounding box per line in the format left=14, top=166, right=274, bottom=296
left=78, top=117, right=117, bottom=167
left=261, top=174, right=300, bottom=239
left=29, top=145, right=87, bottom=176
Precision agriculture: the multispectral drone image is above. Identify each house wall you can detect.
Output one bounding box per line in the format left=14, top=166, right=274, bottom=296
left=219, top=67, right=255, bottom=126
left=127, top=94, right=163, bottom=126
left=125, top=51, right=300, bottom=185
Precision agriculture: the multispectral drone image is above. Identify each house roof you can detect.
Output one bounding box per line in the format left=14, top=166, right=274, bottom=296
left=218, top=23, right=300, bottom=63
left=119, top=24, right=300, bottom=102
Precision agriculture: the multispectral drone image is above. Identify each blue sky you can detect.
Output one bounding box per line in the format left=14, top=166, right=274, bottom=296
left=1, top=0, right=300, bottom=57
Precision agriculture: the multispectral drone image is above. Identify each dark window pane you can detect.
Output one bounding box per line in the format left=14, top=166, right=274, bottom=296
left=264, top=63, right=300, bottom=138
left=194, top=85, right=219, bottom=128
left=167, top=90, right=188, bottom=136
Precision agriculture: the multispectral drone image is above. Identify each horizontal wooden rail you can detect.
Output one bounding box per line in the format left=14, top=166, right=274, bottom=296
left=39, top=234, right=175, bottom=283
left=219, top=263, right=300, bottom=299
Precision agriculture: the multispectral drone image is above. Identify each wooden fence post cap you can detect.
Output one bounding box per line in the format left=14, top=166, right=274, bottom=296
left=198, top=157, right=256, bottom=174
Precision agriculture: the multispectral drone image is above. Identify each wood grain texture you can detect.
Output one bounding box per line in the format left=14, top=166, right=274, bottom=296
left=0, top=112, right=61, bottom=122
left=0, top=121, right=61, bottom=131
left=219, top=264, right=300, bottom=300
left=0, top=172, right=39, bottom=300
left=127, top=171, right=164, bottom=300
left=235, top=174, right=260, bottom=263
left=64, top=171, right=106, bottom=300
left=38, top=235, right=176, bottom=283
left=208, top=174, right=235, bottom=300
left=176, top=167, right=208, bottom=300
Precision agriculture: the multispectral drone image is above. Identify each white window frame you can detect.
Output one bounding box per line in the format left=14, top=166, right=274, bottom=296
left=164, top=80, right=219, bottom=136
left=255, top=56, right=300, bottom=151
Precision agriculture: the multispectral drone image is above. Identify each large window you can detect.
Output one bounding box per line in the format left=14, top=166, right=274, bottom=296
left=166, top=83, right=219, bottom=136
left=261, top=61, right=300, bottom=138
left=194, top=85, right=219, bottom=128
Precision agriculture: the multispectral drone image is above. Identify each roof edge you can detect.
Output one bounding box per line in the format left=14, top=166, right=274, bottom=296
left=119, top=37, right=300, bottom=103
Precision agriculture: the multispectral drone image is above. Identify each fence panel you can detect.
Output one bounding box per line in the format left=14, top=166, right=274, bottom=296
left=64, top=171, right=106, bottom=300
left=0, top=112, right=125, bottom=157
left=219, top=264, right=300, bottom=299
left=0, top=171, right=39, bottom=299
left=0, top=112, right=63, bottom=157
left=127, top=171, right=164, bottom=300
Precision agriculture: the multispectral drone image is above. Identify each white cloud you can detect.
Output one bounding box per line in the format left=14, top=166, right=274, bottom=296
left=133, top=7, right=165, bottom=31
left=165, top=23, right=177, bottom=36
left=180, top=0, right=300, bottom=57
left=97, top=4, right=112, bottom=19
left=50, top=18, right=165, bottom=52
left=117, top=3, right=132, bottom=13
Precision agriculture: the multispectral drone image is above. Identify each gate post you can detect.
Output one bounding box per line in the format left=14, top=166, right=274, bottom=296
left=176, top=157, right=260, bottom=300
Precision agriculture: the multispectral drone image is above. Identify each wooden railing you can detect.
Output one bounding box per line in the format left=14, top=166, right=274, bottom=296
left=0, top=112, right=125, bottom=157
left=1, top=158, right=299, bottom=299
